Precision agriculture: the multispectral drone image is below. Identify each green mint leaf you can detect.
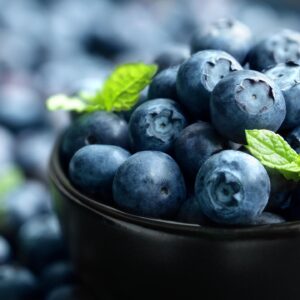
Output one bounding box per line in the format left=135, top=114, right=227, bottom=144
left=245, top=129, right=300, bottom=180
left=95, top=63, right=158, bottom=111
left=46, top=94, right=89, bottom=112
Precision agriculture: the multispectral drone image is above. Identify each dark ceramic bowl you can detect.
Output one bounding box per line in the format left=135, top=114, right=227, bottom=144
left=49, top=140, right=300, bottom=300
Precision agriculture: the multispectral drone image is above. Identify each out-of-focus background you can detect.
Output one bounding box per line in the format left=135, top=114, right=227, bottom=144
left=0, top=0, right=300, bottom=299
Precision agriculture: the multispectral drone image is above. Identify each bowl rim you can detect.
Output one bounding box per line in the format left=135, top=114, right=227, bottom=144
left=49, top=138, right=300, bottom=240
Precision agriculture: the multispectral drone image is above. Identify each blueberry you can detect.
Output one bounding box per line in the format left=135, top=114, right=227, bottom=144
left=154, top=46, right=189, bottom=72
left=176, top=196, right=207, bottom=225
left=247, top=30, right=300, bottom=71
left=210, top=70, right=286, bottom=143
left=69, top=145, right=130, bottom=201
left=16, top=130, right=56, bottom=181
left=0, top=265, right=39, bottom=300
left=113, top=151, right=186, bottom=218
left=46, top=285, right=95, bottom=300
left=0, top=236, right=11, bottom=265
left=61, top=111, right=129, bottom=163
left=286, top=126, right=300, bottom=153
left=0, top=126, right=15, bottom=167
left=191, top=18, right=252, bottom=64
left=17, top=214, right=67, bottom=272
left=0, top=85, right=47, bottom=132
left=148, top=66, right=179, bottom=101
left=283, top=187, right=300, bottom=221
left=46, top=286, right=74, bottom=300
left=195, top=150, right=270, bottom=225
left=174, top=121, right=225, bottom=179
left=40, top=261, right=76, bottom=295
left=3, top=181, right=52, bottom=237
left=266, top=168, right=296, bottom=211
left=250, top=212, right=285, bottom=225
left=129, top=99, right=187, bottom=152
left=176, top=50, right=242, bottom=120
left=265, top=62, right=300, bottom=130
left=121, top=86, right=150, bottom=122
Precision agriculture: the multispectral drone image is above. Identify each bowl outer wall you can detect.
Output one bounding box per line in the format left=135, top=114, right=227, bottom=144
left=49, top=140, right=300, bottom=300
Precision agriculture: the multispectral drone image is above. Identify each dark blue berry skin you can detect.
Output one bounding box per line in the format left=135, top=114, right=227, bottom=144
left=46, top=285, right=95, bottom=300
left=0, top=265, right=39, bottom=300
left=176, top=196, right=208, bottom=225
left=3, top=181, right=52, bottom=237
left=16, top=130, right=56, bottom=181
left=154, top=46, right=189, bottom=72
left=122, top=86, right=150, bottom=122
left=191, top=18, right=252, bottom=64
left=40, top=262, right=76, bottom=295
left=113, top=151, right=186, bottom=218
left=69, top=145, right=130, bottom=201
left=148, top=66, right=179, bottom=101
left=195, top=150, right=270, bottom=225
left=265, top=62, right=300, bottom=130
left=0, top=236, right=11, bottom=265
left=249, top=212, right=285, bottom=225
left=61, top=111, right=129, bottom=163
left=266, top=168, right=296, bottom=212
left=286, top=126, right=300, bottom=153
left=210, top=70, right=286, bottom=143
left=284, top=188, right=300, bottom=221
left=247, top=30, right=300, bottom=71
left=0, top=85, right=47, bottom=132
left=129, top=99, right=187, bottom=153
left=176, top=50, right=242, bottom=120
left=174, top=121, right=225, bottom=179
left=18, top=215, right=67, bottom=273
left=0, top=126, right=15, bottom=167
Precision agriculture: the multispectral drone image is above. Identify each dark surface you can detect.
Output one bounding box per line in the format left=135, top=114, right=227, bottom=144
left=50, top=139, right=300, bottom=300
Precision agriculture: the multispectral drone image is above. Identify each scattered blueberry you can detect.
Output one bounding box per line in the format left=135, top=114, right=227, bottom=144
left=46, top=285, right=94, bottom=300
left=17, top=214, right=67, bottom=272
left=154, top=46, right=189, bottom=72
left=40, top=261, right=76, bottom=295
left=61, top=111, right=129, bottom=162
left=148, top=66, right=179, bottom=101
left=129, top=98, right=187, bottom=152
left=3, top=181, right=52, bottom=237
left=265, top=62, right=300, bottom=130
left=195, top=150, right=270, bottom=225
left=15, top=130, right=56, bottom=181
left=113, top=151, right=186, bottom=218
left=69, top=145, right=130, bottom=201
left=0, top=236, right=11, bottom=265
left=176, top=50, right=242, bottom=120
left=247, top=30, right=300, bottom=71
left=0, top=126, right=15, bottom=167
left=0, top=85, right=48, bottom=132
left=210, top=70, right=286, bottom=143
left=0, top=265, right=39, bottom=300
left=174, top=121, right=225, bottom=179
left=191, top=18, right=252, bottom=64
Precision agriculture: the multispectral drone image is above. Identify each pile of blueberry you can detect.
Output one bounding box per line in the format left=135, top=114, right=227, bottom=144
left=62, top=18, right=300, bottom=227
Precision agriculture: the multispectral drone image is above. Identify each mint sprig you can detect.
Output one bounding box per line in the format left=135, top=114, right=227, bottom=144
left=46, top=63, right=158, bottom=113
left=245, top=129, right=300, bottom=180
